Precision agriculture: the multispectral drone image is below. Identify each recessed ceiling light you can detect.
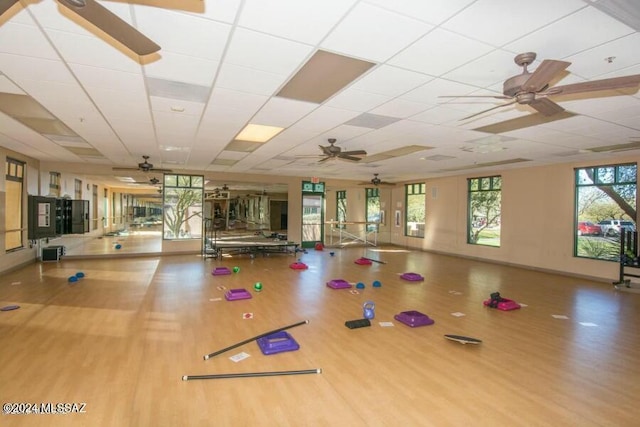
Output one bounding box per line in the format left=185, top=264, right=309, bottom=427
left=235, top=124, right=284, bottom=143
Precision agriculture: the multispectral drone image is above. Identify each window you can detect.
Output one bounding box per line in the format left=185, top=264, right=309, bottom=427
left=49, top=172, right=61, bottom=197
left=5, top=158, right=25, bottom=251
left=74, top=179, right=82, bottom=199
left=468, top=176, right=501, bottom=247
left=336, top=190, right=346, bottom=229
left=163, top=174, right=203, bottom=240
left=405, top=183, right=425, bottom=238
left=365, top=188, right=380, bottom=232
left=575, top=164, right=636, bottom=261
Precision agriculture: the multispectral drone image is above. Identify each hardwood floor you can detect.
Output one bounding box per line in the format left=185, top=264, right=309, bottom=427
left=1, top=247, right=639, bottom=426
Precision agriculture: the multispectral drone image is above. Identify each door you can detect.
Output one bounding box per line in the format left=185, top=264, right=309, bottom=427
left=301, top=194, right=323, bottom=248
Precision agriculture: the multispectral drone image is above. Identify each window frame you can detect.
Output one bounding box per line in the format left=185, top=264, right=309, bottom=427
left=467, top=175, right=502, bottom=247
left=404, top=183, right=425, bottom=238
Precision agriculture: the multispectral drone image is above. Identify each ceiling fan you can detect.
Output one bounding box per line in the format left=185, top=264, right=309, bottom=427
left=113, top=155, right=172, bottom=173
left=132, top=176, right=160, bottom=185
left=0, top=0, right=176, bottom=55
left=442, top=52, right=640, bottom=123
left=359, top=174, right=394, bottom=187
left=311, top=138, right=367, bottom=163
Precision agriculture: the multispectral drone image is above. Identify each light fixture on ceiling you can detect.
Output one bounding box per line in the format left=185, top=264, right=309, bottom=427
left=235, top=124, right=284, bottom=143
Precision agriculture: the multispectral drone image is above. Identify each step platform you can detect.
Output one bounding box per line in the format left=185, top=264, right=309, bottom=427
left=400, top=272, right=424, bottom=281
left=256, top=331, right=300, bottom=355
left=212, top=267, right=232, bottom=276
left=326, top=279, right=351, bottom=289
left=394, top=310, right=434, bottom=327
left=225, top=288, right=252, bottom=301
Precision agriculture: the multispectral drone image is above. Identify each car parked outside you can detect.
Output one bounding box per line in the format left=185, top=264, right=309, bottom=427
left=577, top=221, right=602, bottom=236
left=597, top=220, right=636, bottom=236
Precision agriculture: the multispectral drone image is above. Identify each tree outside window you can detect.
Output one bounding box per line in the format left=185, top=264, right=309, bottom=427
left=575, top=164, right=636, bottom=260
left=468, top=176, right=501, bottom=247
left=365, top=188, right=380, bottom=232
left=163, top=174, right=203, bottom=240
left=336, top=190, right=346, bottom=229
left=405, top=183, right=425, bottom=238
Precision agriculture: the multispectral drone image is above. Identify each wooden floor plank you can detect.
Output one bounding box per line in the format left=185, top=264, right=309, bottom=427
left=1, top=246, right=639, bottom=426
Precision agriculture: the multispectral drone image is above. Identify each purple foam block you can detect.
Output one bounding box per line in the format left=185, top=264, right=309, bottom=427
left=212, top=267, right=232, bottom=276
left=225, top=288, right=252, bottom=301
left=394, top=310, right=434, bottom=327
left=1, top=305, right=20, bottom=311
left=256, top=331, right=300, bottom=355
left=326, top=279, right=352, bottom=289
left=400, top=272, right=424, bottom=282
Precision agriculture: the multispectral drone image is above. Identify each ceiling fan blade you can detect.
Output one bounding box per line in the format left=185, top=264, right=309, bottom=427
left=460, top=100, right=517, bottom=120
left=551, top=74, right=640, bottom=96
left=528, top=97, right=565, bottom=116
left=319, top=145, right=332, bottom=155
left=337, top=154, right=363, bottom=162
left=57, top=0, right=160, bottom=55
left=318, top=156, right=332, bottom=163
left=113, top=167, right=141, bottom=171
left=439, top=95, right=512, bottom=100
left=521, top=59, right=571, bottom=92
left=473, top=111, right=577, bottom=134
left=0, top=0, right=19, bottom=16
left=340, top=150, right=367, bottom=156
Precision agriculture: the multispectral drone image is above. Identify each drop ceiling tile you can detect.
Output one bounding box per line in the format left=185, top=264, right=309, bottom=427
left=70, top=64, right=145, bottom=94
left=216, top=150, right=248, bottom=160
left=153, top=110, right=201, bottom=135
left=443, top=49, right=521, bottom=89
left=0, top=22, right=58, bottom=59
left=442, top=0, right=585, bottom=46
left=505, top=7, right=635, bottom=61
left=369, top=98, right=431, bottom=119
left=181, top=0, right=242, bottom=24
left=144, top=51, right=219, bottom=86
left=0, top=54, right=76, bottom=84
left=225, top=28, right=314, bottom=76
left=200, top=104, right=254, bottom=127
left=0, top=76, right=24, bottom=94
left=325, top=88, right=390, bottom=112
left=136, top=8, right=231, bottom=61
left=349, top=65, right=435, bottom=97
left=13, top=80, right=97, bottom=123
left=208, top=87, right=268, bottom=113
left=401, top=77, right=483, bottom=106
left=239, top=0, right=356, bottom=44
left=344, top=113, right=401, bottom=129
left=44, top=30, right=141, bottom=73
left=215, top=63, right=288, bottom=96
left=321, top=2, right=433, bottom=62
left=411, top=105, right=469, bottom=125
left=292, top=106, right=358, bottom=134
left=364, top=0, right=475, bottom=25
left=564, top=33, right=640, bottom=78
left=388, top=29, right=494, bottom=76
left=150, top=96, right=205, bottom=117
left=251, top=97, right=318, bottom=128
